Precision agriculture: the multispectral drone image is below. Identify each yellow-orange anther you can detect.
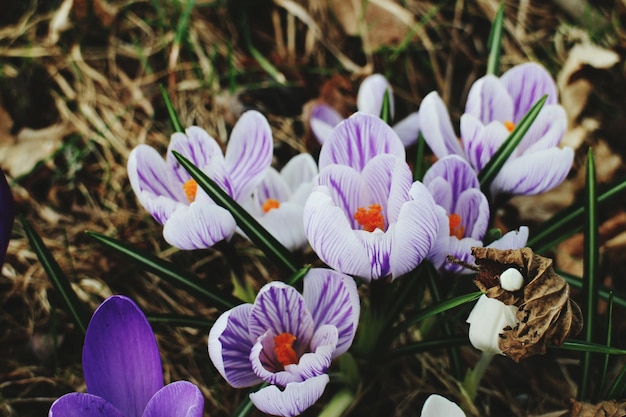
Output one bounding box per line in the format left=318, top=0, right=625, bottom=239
left=263, top=198, right=281, bottom=213
left=354, top=204, right=385, bottom=232
left=274, top=332, right=299, bottom=367
left=504, top=121, right=516, bottom=132
left=183, top=179, right=198, bottom=203
left=448, top=213, right=466, bottom=239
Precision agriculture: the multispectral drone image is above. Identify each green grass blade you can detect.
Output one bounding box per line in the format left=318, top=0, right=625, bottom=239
left=380, top=91, right=392, bottom=124
left=579, top=149, right=599, bottom=401
left=159, top=84, right=184, bottom=133
left=605, top=362, right=626, bottom=399
left=172, top=151, right=299, bottom=275
left=21, top=215, right=90, bottom=335
left=242, top=13, right=286, bottom=84
left=558, top=269, right=626, bottom=309
left=413, top=132, right=427, bottom=181
left=557, top=340, right=626, bottom=355
left=231, top=383, right=269, bottom=417
left=527, top=175, right=626, bottom=252
left=147, top=313, right=213, bottom=328
left=174, top=0, right=195, bottom=45
left=478, top=95, right=547, bottom=195
left=599, top=291, right=614, bottom=398
left=486, top=2, right=505, bottom=75
left=392, top=291, right=482, bottom=339
left=86, top=231, right=240, bottom=310
left=286, top=264, right=311, bottom=286
left=390, top=336, right=469, bottom=358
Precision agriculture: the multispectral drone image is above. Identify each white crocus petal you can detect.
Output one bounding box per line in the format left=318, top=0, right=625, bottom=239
left=464, top=75, right=514, bottom=125
left=444, top=236, right=482, bottom=275
left=487, top=226, right=529, bottom=250
left=418, top=91, right=465, bottom=158
left=258, top=202, right=308, bottom=251
left=280, top=153, right=318, bottom=193
left=353, top=228, right=393, bottom=280
left=420, top=394, right=466, bottom=417
left=392, top=111, right=420, bottom=147
left=466, top=295, right=519, bottom=355
left=128, top=145, right=186, bottom=207
left=490, top=147, right=574, bottom=196
left=304, top=189, right=372, bottom=281
left=249, top=375, right=330, bottom=417
left=500, top=268, right=524, bottom=291
left=162, top=197, right=237, bottom=250
left=357, top=73, right=394, bottom=117
left=460, top=115, right=509, bottom=173
left=166, top=126, right=225, bottom=185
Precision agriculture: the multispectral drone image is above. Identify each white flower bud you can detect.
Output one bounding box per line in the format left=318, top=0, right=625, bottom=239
left=466, top=295, right=519, bottom=355
left=500, top=268, right=524, bottom=291
left=420, top=394, right=465, bottom=417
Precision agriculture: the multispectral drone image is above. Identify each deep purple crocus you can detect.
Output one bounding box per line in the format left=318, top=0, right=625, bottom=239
left=127, top=110, right=273, bottom=249
left=208, top=268, right=360, bottom=417
left=304, top=112, right=439, bottom=282
left=310, top=74, right=420, bottom=146
left=0, top=170, right=14, bottom=268
left=419, top=62, right=573, bottom=196
left=49, top=295, right=204, bottom=417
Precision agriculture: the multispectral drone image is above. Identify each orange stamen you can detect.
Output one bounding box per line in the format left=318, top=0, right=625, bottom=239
left=263, top=198, right=280, bottom=213
left=183, top=179, right=198, bottom=203
left=504, top=120, right=515, bottom=132
left=354, top=204, right=385, bottom=232
left=274, top=332, right=299, bottom=367
left=448, top=213, right=465, bottom=239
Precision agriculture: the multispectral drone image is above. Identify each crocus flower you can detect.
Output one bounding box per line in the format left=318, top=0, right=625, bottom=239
left=310, top=74, right=420, bottom=146
left=419, top=62, right=573, bottom=197
left=208, top=268, right=360, bottom=417
left=128, top=110, right=273, bottom=250
left=420, top=394, right=465, bottom=417
left=466, top=294, right=519, bottom=355
left=244, top=153, right=318, bottom=251
left=49, top=295, right=204, bottom=417
left=304, top=113, right=440, bottom=282
left=0, top=170, right=14, bottom=269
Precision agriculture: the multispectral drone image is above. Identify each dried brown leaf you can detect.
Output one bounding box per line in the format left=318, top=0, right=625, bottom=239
left=563, top=399, right=626, bottom=417
left=472, top=247, right=583, bottom=362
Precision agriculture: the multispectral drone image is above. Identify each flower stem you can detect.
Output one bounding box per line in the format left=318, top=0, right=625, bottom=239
left=462, top=351, right=495, bottom=402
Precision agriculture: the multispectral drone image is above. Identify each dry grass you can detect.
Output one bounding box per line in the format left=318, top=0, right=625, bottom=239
left=1, top=0, right=625, bottom=416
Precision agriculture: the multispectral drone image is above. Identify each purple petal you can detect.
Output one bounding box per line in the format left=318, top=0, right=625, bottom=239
left=83, top=295, right=163, bottom=417
left=254, top=168, right=292, bottom=206
left=128, top=145, right=187, bottom=217
left=249, top=375, right=330, bottom=417
left=303, top=268, right=360, bottom=357
left=0, top=171, right=14, bottom=268
left=48, top=393, right=124, bottom=417
left=224, top=110, right=273, bottom=201
left=250, top=327, right=335, bottom=386
left=423, top=155, right=479, bottom=201
left=319, top=113, right=405, bottom=171
left=357, top=74, right=394, bottom=118
left=514, top=105, right=567, bottom=156
left=486, top=226, right=529, bottom=250
left=303, top=188, right=372, bottom=281
left=418, top=92, right=465, bottom=158
left=426, top=206, right=452, bottom=269
left=257, top=203, right=308, bottom=251
left=390, top=181, right=440, bottom=278
left=460, top=115, right=509, bottom=172
left=248, top=282, right=314, bottom=348
left=166, top=126, right=225, bottom=185
left=315, top=165, right=362, bottom=229
left=353, top=229, right=393, bottom=279
left=142, top=381, right=204, bottom=417
left=426, top=177, right=453, bottom=214
left=465, top=75, right=514, bottom=124
left=420, top=394, right=465, bottom=417
left=209, top=304, right=260, bottom=388
left=456, top=189, right=489, bottom=240
left=162, top=198, right=237, bottom=249
left=362, top=155, right=413, bottom=225
left=392, top=111, right=420, bottom=146
left=491, top=147, right=574, bottom=196
left=280, top=153, right=318, bottom=193
left=310, top=104, right=343, bottom=145
left=500, top=62, right=558, bottom=123
left=442, top=236, right=482, bottom=274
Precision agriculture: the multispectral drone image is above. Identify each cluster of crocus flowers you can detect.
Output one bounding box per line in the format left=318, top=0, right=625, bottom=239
left=419, top=62, right=573, bottom=197
left=208, top=268, right=360, bottom=417
left=310, top=73, right=420, bottom=146
left=49, top=295, right=204, bottom=417
left=0, top=170, right=14, bottom=268
left=303, top=113, right=440, bottom=282
left=127, top=110, right=273, bottom=250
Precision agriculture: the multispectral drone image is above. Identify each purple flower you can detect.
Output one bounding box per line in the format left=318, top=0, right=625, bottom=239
left=244, top=153, right=318, bottom=251
left=304, top=113, right=440, bottom=282
left=49, top=295, right=204, bottom=417
left=128, top=110, right=273, bottom=250
left=0, top=171, right=14, bottom=268
left=419, top=62, right=573, bottom=196
left=208, top=268, right=360, bottom=417
left=310, top=74, right=420, bottom=146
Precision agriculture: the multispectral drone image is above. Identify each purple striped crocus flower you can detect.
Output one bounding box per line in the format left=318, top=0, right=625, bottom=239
left=127, top=110, right=273, bottom=250
left=49, top=295, right=204, bottom=417
left=419, top=62, right=573, bottom=197
left=0, top=171, right=14, bottom=268
left=208, top=268, right=360, bottom=417
left=310, top=74, right=420, bottom=146
left=244, top=153, right=318, bottom=251
left=304, top=113, right=440, bottom=282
